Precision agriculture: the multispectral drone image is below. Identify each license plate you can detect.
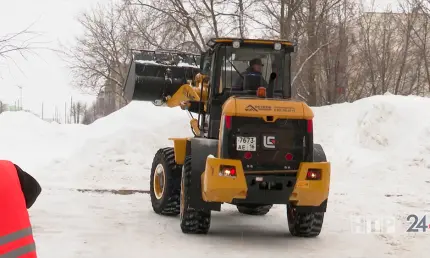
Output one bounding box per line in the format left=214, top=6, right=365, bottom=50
left=236, top=136, right=256, bottom=151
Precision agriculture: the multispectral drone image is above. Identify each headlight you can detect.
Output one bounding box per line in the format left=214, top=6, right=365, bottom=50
left=233, top=40, right=240, bottom=48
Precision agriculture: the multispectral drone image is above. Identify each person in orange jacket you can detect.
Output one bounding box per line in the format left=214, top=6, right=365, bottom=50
left=0, top=160, right=42, bottom=257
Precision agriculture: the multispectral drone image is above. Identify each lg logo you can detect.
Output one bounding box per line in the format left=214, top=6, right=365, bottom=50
left=263, top=136, right=276, bottom=149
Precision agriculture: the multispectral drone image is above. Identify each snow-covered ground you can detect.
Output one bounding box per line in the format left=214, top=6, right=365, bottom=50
left=1, top=94, right=429, bottom=257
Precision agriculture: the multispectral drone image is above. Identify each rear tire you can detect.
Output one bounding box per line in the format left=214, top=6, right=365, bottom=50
left=180, top=156, right=211, bottom=234
left=150, top=147, right=181, bottom=216
left=313, top=144, right=327, bottom=162
left=236, top=204, right=272, bottom=215
left=287, top=204, right=324, bottom=237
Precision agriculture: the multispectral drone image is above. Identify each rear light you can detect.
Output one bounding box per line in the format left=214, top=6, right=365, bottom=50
left=219, top=165, right=236, bottom=177
left=244, top=152, right=252, bottom=160
left=306, top=169, right=321, bottom=180
left=307, top=119, right=313, bottom=133
left=285, top=153, right=293, bottom=161
left=224, top=115, right=232, bottom=129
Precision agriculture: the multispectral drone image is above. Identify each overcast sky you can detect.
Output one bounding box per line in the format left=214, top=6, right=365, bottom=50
left=0, top=0, right=104, bottom=118
left=0, top=0, right=397, bottom=118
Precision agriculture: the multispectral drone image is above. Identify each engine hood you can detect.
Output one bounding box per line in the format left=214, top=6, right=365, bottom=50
left=222, top=97, right=314, bottom=120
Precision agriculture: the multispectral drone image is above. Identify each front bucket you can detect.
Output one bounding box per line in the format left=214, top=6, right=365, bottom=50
left=123, top=50, right=201, bottom=103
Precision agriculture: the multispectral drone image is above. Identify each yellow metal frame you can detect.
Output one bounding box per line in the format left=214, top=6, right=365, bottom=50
left=221, top=97, right=314, bottom=119
left=201, top=157, right=247, bottom=203
left=289, top=162, right=331, bottom=206
left=168, top=138, right=189, bottom=165
left=200, top=156, right=330, bottom=207
left=165, top=84, right=200, bottom=107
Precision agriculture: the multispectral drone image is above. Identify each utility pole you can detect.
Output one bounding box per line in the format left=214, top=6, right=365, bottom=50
left=16, top=85, right=23, bottom=110
left=70, top=96, right=73, bottom=124
left=64, top=102, right=67, bottom=124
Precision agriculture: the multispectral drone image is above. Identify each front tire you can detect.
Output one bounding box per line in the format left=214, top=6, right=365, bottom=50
left=180, top=156, right=211, bottom=234
left=150, top=148, right=181, bottom=216
left=236, top=204, right=272, bottom=215
left=287, top=204, right=324, bottom=237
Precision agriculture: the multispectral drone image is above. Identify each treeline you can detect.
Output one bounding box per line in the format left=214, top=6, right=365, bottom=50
left=65, top=0, right=430, bottom=123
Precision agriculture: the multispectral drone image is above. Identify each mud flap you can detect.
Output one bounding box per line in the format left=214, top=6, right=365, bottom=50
left=187, top=137, right=222, bottom=211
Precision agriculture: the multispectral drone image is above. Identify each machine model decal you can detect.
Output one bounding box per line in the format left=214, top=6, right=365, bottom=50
left=274, top=106, right=295, bottom=112
left=245, top=105, right=272, bottom=112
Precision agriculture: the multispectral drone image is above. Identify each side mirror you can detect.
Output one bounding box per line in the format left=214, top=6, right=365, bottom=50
left=202, top=64, right=210, bottom=76
left=269, top=72, right=277, bottom=81
left=199, top=51, right=208, bottom=75
left=199, top=51, right=206, bottom=70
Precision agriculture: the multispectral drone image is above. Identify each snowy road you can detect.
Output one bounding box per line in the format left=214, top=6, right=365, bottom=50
left=30, top=186, right=427, bottom=258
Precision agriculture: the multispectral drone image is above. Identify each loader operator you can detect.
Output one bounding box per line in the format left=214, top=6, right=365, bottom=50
left=180, top=57, right=268, bottom=112
left=0, top=160, right=42, bottom=257
left=232, top=58, right=268, bottom=90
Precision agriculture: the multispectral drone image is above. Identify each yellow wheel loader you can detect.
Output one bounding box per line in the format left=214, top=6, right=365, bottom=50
left=123, top=40, right=331, bottom=237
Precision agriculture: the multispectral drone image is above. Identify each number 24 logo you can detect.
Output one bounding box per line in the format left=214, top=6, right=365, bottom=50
left=407, top=214, right=428, bottom=232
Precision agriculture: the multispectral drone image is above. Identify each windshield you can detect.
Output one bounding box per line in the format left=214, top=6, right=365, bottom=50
left=216, top=46, right=291, bottom=97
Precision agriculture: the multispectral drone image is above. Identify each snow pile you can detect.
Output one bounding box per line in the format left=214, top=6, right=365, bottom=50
left=312, top=95, right=430, bottom=233
left=3, top=95, right=430, bottom=193
left=314, top=94, right=430, bottom=173
left=0, top=111, right=86, bottom=171
left=45, top=101, right=192, bottom=189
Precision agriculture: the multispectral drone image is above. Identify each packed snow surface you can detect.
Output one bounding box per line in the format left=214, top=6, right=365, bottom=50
left=1, top=95, right=429, bottom=257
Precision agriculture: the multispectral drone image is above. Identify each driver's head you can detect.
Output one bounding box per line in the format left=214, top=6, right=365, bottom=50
left=249, top=58, right=263, bottom=73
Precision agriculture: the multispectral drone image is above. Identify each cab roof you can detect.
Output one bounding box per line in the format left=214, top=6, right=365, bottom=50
left=206, top=37, right=296, bottom=50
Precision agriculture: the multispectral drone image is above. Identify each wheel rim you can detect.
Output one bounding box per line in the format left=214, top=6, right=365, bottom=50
left=153, top=164, right=165, bottom=200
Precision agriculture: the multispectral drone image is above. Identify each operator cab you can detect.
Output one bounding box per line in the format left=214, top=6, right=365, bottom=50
left=218, top=46, right=291, bottom=98
left=199, top=38, right=296, bottom=139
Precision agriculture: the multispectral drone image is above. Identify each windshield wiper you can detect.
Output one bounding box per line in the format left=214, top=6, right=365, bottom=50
left=227, top=60, right=244, bottom=79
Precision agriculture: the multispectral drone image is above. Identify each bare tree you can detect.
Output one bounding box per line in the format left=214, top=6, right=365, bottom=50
left=394, top=1, right=419, bottom=94
left=0, top=101, right=8, bottom=114
left=82, top=100, right=104, bottom=124
left=407, top=0, right=430, bottom=93
left=126, top=0, right=256, bottom=51
left=65, top=0, right=430, bottom=115
left=64, top=1, right=133, bottom=104
left=70, top=101, right=87, bottom=124
left=82, top=108, right=93, bottom=125
left=0, top=23, right=44, bottom=76
left=126, top=0, right=208, bottom=51
left=125, top=1, right=188, bottom=50
left=0, top=25, right=39, bottom=59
